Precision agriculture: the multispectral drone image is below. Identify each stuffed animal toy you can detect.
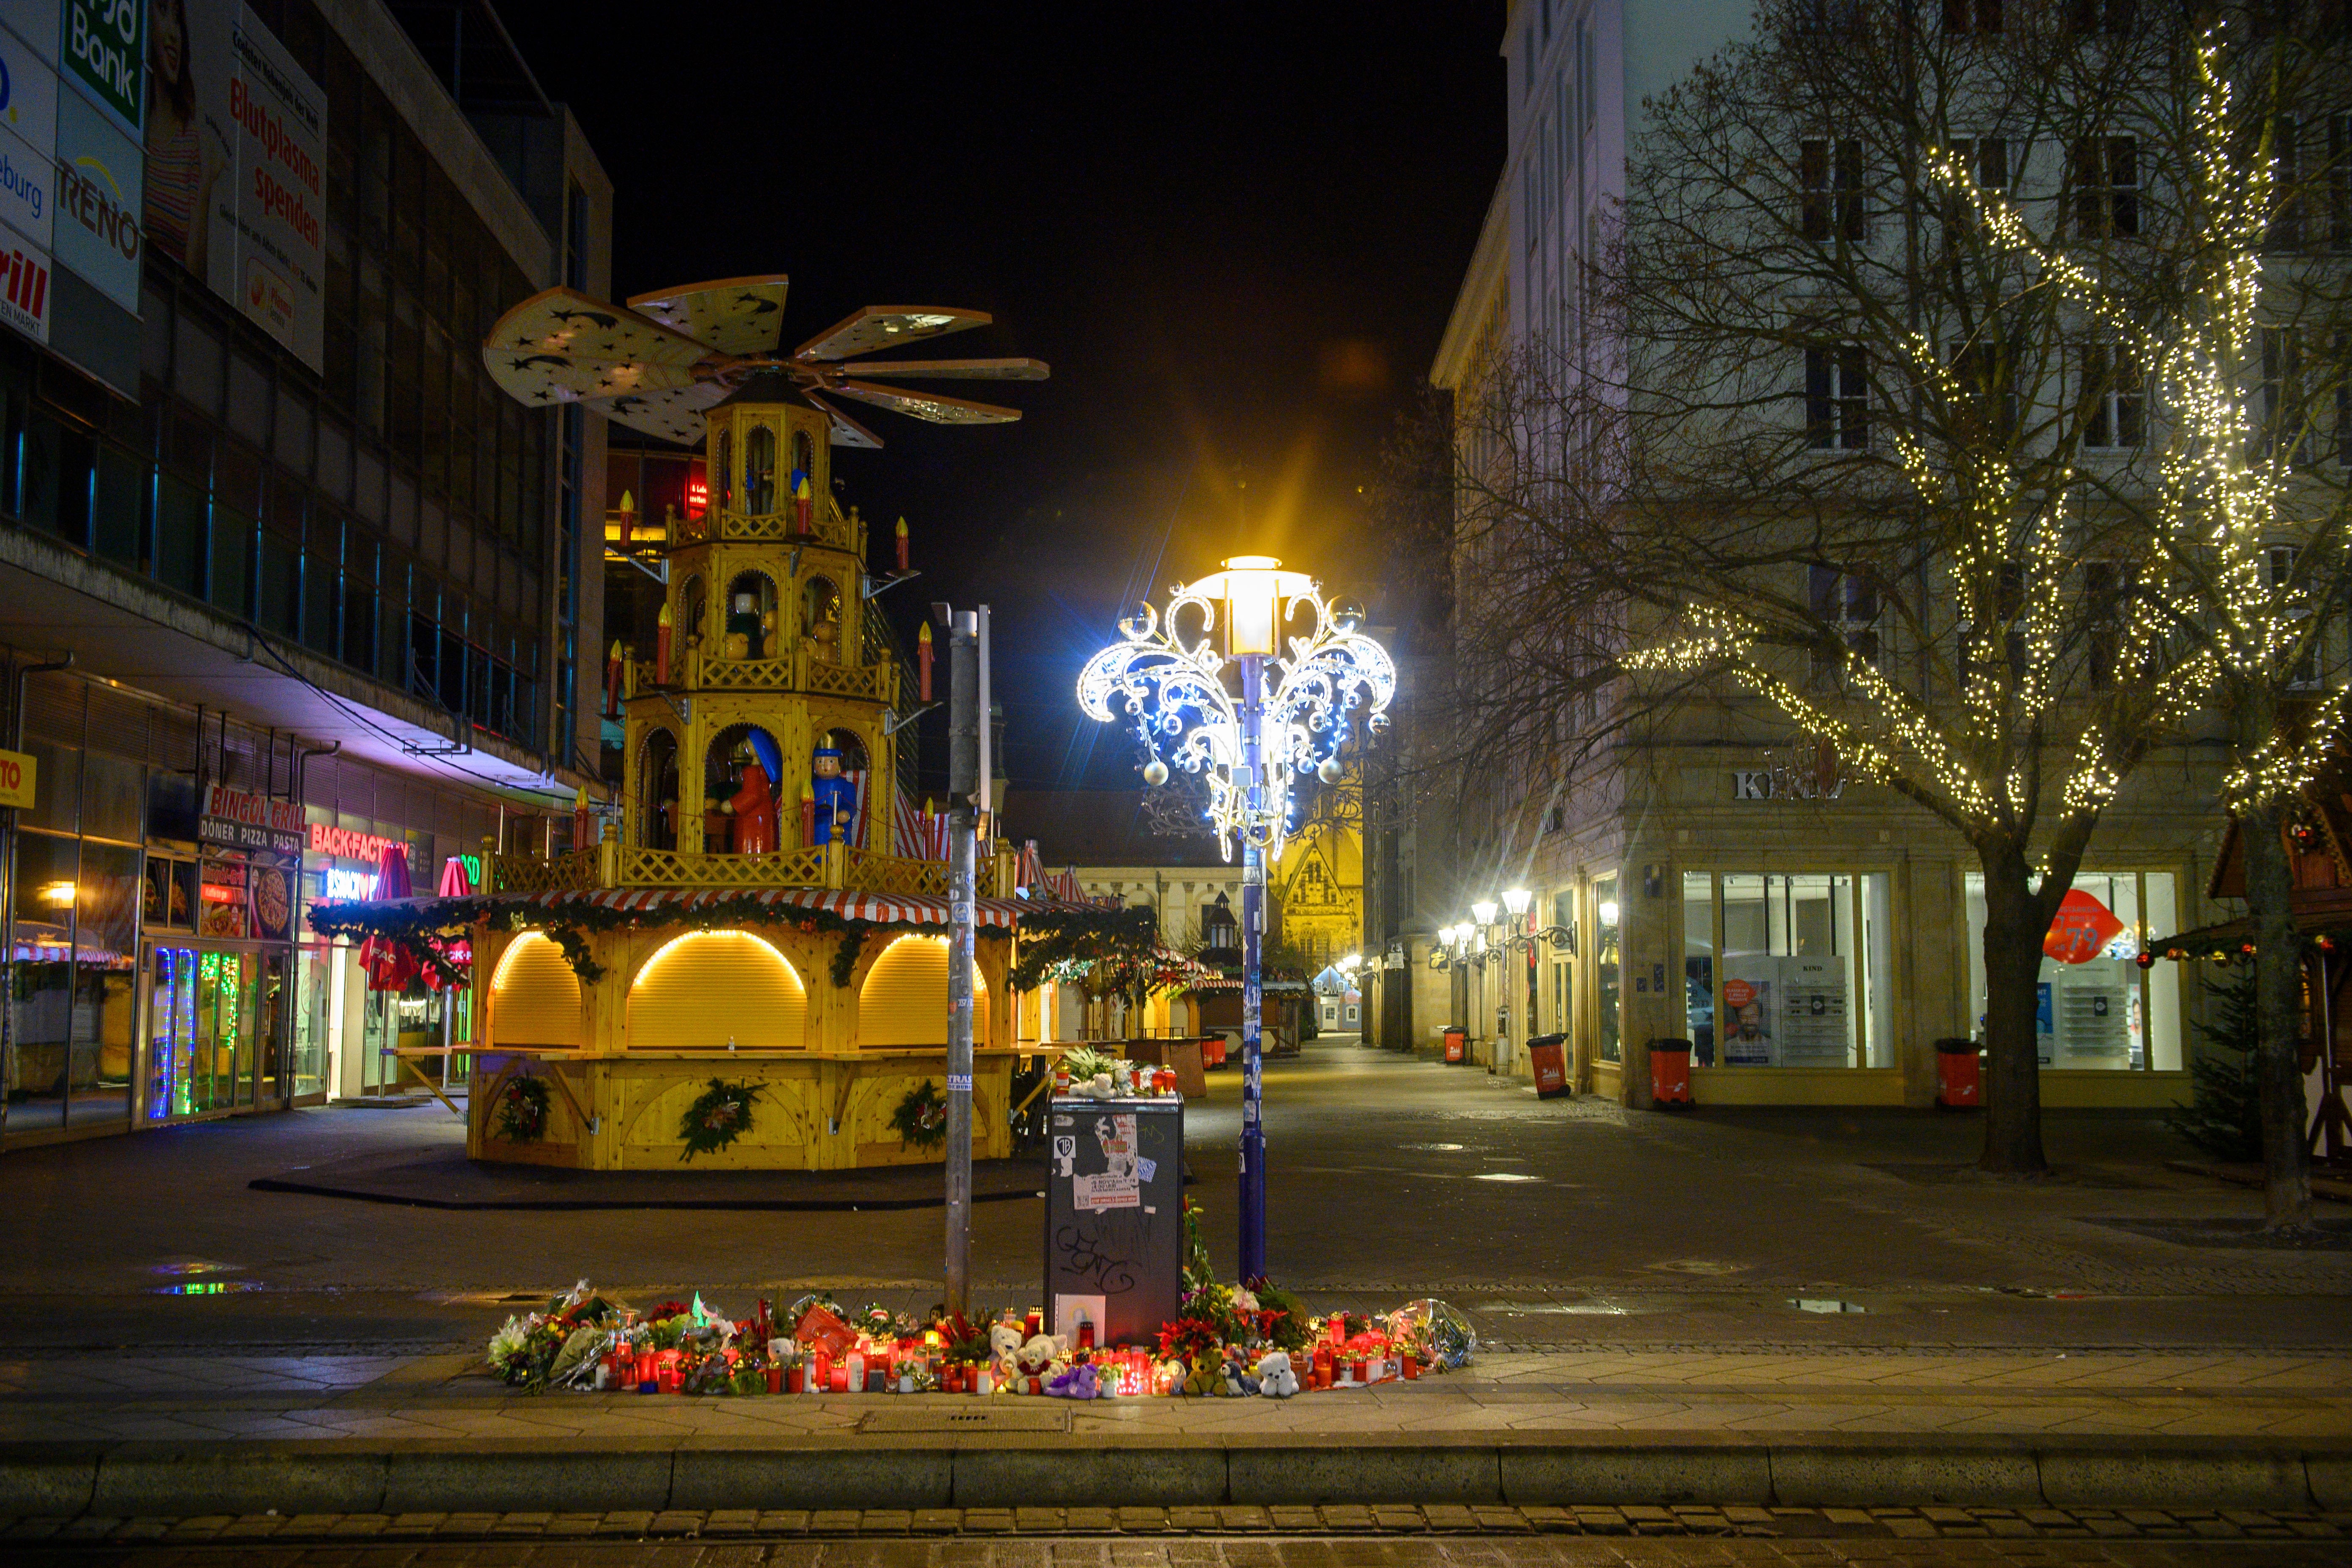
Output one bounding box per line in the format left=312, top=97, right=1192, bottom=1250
left=1181, top=1354, right=1222, bottom=1397
left=1004, top=1333, right=1064, bottom=1395
left=1219, top=1347, right=1260, bottom=1397
left=1255, top=1350, right=1300, bottom=1398
left=988, top=1321, right=1024, bottom=1389
left=1044, top=1361, right=1100, bottom=1399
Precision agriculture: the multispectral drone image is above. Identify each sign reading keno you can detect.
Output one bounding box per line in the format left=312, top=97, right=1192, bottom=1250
left=199, top=781, right=303, bottom=854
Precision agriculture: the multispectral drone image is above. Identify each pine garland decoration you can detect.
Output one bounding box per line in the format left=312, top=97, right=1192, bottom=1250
left=678, top=1077, right=761, bottom=1161
left=890, top=1079, right=949, bottom=1149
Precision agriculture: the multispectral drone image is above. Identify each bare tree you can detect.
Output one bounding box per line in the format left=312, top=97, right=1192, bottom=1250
left=1405, top=3, right=2224, bottom=1171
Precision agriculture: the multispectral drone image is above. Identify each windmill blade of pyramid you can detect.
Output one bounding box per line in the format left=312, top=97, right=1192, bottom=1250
left=830, top=357, right=1049, bottom=381
left=626, top=275, right=791, bottom=356
left=805, top=390, right=885, bottom=449
left=794, top=306, right=990, bottom=363
left=483, top=286, right=713, bottom=408
left=585, top=382, right=732, bottom=446
left=829, top=380, right=1023, bottom=425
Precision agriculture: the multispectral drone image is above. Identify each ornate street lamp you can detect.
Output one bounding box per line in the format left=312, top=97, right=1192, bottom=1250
left=1079, top=555, right=1394, bottom=1282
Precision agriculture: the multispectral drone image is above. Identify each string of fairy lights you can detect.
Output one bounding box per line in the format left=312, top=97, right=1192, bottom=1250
left=1632, top=20, right=2343, bottom=843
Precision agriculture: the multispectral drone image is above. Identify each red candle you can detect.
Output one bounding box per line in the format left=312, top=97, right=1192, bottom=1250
left=656, top=602, right=673, bottom=685
left=765, top=1366, right=783, bottom=1394
left=896, top=515, right=910, bottom=572
left=918, top=622, right=934, bottom=703
left=1403, top=1353, right=1419, bottom=1380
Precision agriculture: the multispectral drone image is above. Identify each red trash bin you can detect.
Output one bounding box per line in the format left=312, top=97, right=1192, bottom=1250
left=1649, top=1038, right=1693, bottom=1108
left=1528, top=1033, right=1569, bottom=1098
left=1935, top=1038, right=1981, bottom=1109
left=1442, top=1026, right=1469, bottom=1064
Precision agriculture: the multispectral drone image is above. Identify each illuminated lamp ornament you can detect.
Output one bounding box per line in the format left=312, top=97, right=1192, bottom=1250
left=604, top=640, right=624, bottom=717
left=896, top=515, right=910, bottom=572
left=918, top=621, right=934, bottom=702
left=795, top=474, right=813, bottom=534
left=656, top=602, right=673, bottom=685
left=1077, top=554, right=1392, bottom=1288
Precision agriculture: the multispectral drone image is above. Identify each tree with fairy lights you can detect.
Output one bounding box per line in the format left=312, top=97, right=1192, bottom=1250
left=1947, top=15, right=2352, bottom=1229
left=1390, top=3, right=2249, bottom=1171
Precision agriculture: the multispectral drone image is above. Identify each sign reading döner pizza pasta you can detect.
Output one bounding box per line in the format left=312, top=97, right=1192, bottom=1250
left=199, top=783, right=305, bottom=855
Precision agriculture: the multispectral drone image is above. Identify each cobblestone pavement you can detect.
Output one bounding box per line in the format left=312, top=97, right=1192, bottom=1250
left=2, top=1505, right=2349, bottom=1564
left=3, top=1037, right=2347, bottom=1361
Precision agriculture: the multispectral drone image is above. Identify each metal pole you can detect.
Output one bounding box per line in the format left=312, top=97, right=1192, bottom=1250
left=1239, top=653, right=1267, bottom=1284
left=2, top=654, right=72, bottom=1146
left=944, top=608, right=980, bottom=1316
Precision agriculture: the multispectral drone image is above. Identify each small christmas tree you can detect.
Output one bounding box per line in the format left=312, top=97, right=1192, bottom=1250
left=2165, top=968, right=2265, bottom=1163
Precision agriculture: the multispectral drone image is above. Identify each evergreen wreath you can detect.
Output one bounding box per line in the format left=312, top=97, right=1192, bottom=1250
left=890, top=1078, right=949, bottom=1149
left=494, top=1073, right=552, bottom=1142
left=678, top=1077, right=761, bottom=1161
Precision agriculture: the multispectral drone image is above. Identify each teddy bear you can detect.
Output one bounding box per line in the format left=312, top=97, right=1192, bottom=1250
left=1003, top=1333, right=1064, bottom=1395
left=1044, top=1360, right=1100, bottom=1399
left=1255, top=1350, right=1300, bottom=1398
left=988, top=1321, right=1024, bottom=1390
left=1181, top=1353, right=1222, bottom=1397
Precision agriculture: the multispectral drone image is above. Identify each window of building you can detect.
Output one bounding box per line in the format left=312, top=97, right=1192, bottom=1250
left=1686, top=872, right=1894, bottom=1067
left=2079, top=342, right=2143, bottom=449
left=1808, top=565, right=1882, bottom=682
left=2064, top=0, right=2137, bottom=33
left=2257, top=327, right=2314, bottom=465
left=1594, top=875, right=1620, bottom=1063
left=2266, top=544, right=2320, bottom=687
left=1805, top=343, right=1869, bottom=449
left=1800, top=139, right=1867, bottom=243
left=1943, top=0, right=2001, bottom=33
left=1963, top=871, right=2180, bottom=1070
left=2069, top=136, right=2139, bottom=238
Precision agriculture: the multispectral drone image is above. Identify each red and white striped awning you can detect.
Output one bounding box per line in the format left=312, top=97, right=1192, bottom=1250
left=499, top=885, right=1056, bottom=929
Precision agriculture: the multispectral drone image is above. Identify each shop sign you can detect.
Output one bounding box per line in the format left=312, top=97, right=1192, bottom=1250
left=0, top=22, right=60, bottom=245
left=322, top=866, right=377, bottom=900
left=52, top=82, right=138, bottom=308
left=0, top=222, right=48, bottom=341
left=0, top=743, right=34, bottom=808
left=199, top=781, right=303, bottom=855
left=198, top=857, right=246, bottom=938
left=58, top=0, right=139, bottom=136
left=308, top=821, right=408, bottom=865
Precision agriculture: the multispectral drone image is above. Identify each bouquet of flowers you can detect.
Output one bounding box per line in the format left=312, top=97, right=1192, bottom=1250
left=486, top=1279, right=627, bottom=1391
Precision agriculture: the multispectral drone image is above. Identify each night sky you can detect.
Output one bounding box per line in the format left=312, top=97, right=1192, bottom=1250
left=499, top=1, right=1505, bottom=792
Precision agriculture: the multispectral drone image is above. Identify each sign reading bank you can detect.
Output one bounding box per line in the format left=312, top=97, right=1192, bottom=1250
left=59, top=0, right=138, bottom=136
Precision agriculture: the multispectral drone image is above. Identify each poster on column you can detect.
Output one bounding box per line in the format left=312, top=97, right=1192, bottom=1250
left=147, top=0, right=321, bottom=369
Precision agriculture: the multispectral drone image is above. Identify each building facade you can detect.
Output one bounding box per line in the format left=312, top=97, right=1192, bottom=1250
left=1383, top=0, right=2232, bottom=1109
left=0, top=0, right=611, bottom=1145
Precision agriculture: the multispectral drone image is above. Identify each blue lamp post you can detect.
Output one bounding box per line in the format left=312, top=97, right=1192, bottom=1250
left=1078, top=557, right=1394, bottom=1282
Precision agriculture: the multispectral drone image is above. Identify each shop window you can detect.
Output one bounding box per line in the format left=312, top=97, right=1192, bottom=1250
left=80, top=752, right=144, bottom=844
left=1683, top=871, right=1715, bottom=1063
left=1594, top=875, right=1620, bottom=1063
left=8, top=829, right=80, bottom=1130
left=1964, top=871, right=2179, bottom=1070
left=628, top=930, right=805, bottom=1049
left=1701, top=871, right=1894, bottom=1067
left=71, top=840, right=139, bottom=1130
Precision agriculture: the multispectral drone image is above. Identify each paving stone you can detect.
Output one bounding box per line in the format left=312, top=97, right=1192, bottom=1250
left=2121, top=1511, right=2175, bottom=1526
left=1119, top=1508, right=1171, bottom=1532
left=56, top=1517, right=120, bottom=1538
left=1268, top=1508, right=1321, bottom=1532
left=966, top=1510, right=1018, bottom=1533
left=648, top=1511, right=706, bottom=1536
left=2189, top=1519, right=2245, bottom=1538
left=597, top=1512, right=656, bottom=1536
left=1372, top=1506, right=1427, bottom=1531
left=1986, top=1519, right=2035, bottom=1538
left=860, top=1510, right=915, bottom=1534
left=1921, top=1509, right=1973, bottom=1524
left=1016, top=1510, right=1066, bottom=1532
left=1422, top=1505, right=1477, bottom=1531
left=1471, top=1506, right=1529, bottom=1532
left=489, top=1512, right=550, bottom=1535
left=1723, top=1508, right=1775, bottom=1526
left=913, top=1510, right=963, bottom=1534
left=759, top=1512, right=813, bottom=1534
left=1217, top=1506, right=1271, bottom=1532
left=1821, top=1510, right=1875, bottom=1527
left=2020, top=1511, right=2072, bottom=1527
left=1064, top=1507, right=1120, bottom=1532
left=116, top=1518, right=174, bottom=1538
left=389, top=1514, right=448, bottom=1534
left=1320, top=1506, right=1375, bottom=1531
